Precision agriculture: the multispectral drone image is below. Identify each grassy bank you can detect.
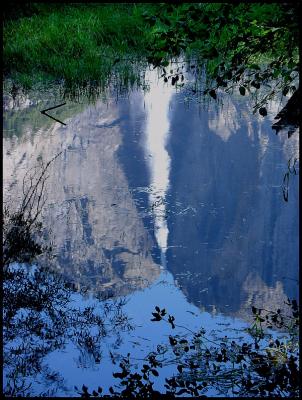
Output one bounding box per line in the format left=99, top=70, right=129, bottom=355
left=3, top=3, right=299, bottom=117
left=3, top=4, right=153, bottom=92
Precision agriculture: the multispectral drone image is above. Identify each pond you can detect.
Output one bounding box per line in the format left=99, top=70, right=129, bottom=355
left=3, top=65, right=299, bottom=397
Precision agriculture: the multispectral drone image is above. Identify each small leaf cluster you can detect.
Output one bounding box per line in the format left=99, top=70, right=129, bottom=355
left=81, top=302, right=299, bottom=397
left=151, top=306, right=176, bottom=330
left=78, top=353, right=163, bottom=398
left=142, top=3, right=299, bottom=120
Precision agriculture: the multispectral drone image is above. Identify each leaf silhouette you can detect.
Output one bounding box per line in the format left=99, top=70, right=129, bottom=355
left=259, top=107, right=267, bottom=116
left=239, top=86, right=246, bottom=96
left=209, top=89, right=217, bottom=99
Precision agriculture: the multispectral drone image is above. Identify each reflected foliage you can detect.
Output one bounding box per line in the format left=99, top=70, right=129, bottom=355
left=3, top=153, right=62, bottom=267
left=3, top=262, right=133, bottom=396
left=81, top=302, right=299, bottom=398
left=3, top=157, right=134, bottom=397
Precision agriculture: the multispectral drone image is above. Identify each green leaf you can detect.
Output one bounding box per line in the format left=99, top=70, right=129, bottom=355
left=249, top=64, right=261, bottom=70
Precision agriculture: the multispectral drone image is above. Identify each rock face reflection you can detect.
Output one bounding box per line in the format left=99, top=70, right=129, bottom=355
left=3, top=87, right=299, bottom=321
left=3, top=100, right=160, bottom=297
left=165, top=94, right=299, bottom=316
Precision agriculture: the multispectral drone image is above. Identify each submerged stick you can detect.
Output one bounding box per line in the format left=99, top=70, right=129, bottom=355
left=41, top=102, right=67, bottom=126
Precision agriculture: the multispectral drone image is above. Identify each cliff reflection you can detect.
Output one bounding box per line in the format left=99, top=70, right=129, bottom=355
left=165, top=94, right=299, bottom=317
left=3, top=99, right=160, bottom=298
left=3, top=87, right=299, bottom=322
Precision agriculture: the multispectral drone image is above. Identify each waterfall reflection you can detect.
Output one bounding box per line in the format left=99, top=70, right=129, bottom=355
left=144, top=67, right=174, bottom=267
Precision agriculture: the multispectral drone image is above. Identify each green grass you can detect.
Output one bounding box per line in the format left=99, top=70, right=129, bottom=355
left=4, top=3, right=299, bottom=108
left=3, top=4, right=152, bottom=93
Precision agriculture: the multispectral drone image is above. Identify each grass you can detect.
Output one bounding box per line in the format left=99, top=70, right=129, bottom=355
left=3, top=4, right=153, bottom=94
left=4, top=3, right=299, bottom=112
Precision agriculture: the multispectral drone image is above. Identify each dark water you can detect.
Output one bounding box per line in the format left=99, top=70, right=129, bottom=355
left=3, top=69, right=299, bottom=396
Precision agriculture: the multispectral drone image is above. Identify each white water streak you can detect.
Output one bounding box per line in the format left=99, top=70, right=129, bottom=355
left=144, top=67, right=174, bottom=263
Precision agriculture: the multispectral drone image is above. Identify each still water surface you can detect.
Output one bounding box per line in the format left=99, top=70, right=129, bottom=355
left=3, top=68, right=299, bottom=396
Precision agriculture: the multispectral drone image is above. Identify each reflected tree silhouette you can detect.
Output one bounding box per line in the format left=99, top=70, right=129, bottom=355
left=3, top=262, right=133, bottom=396
left=80, top=304, right=299, bottom=398
left=3, top=152, right=62, bottom=267
left=3, top=157, right=134, bottom=396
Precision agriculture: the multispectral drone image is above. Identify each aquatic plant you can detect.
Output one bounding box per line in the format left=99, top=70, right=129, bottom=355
left=79, top=301, right=299, bottom=397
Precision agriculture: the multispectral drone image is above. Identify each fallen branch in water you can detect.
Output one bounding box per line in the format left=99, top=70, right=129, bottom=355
left=41, top=102, right=66, bottom=125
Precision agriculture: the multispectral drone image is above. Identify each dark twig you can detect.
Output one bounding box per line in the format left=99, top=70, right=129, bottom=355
left=41, top=103, right=67, bottom=126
